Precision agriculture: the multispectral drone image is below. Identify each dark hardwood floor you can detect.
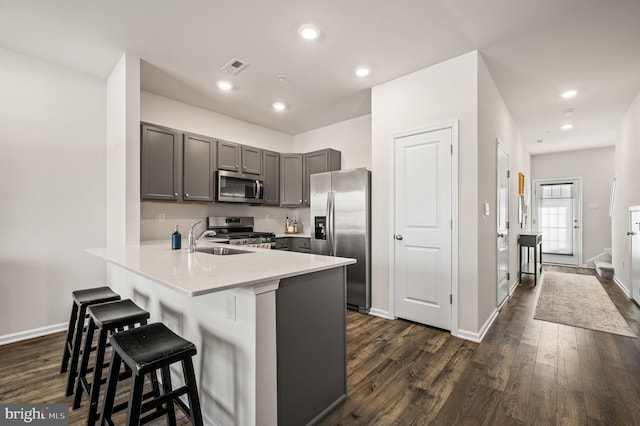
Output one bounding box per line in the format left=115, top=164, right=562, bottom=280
left=1, top=265, right=640, bottom=425
left=319, top=265, right=640, bottom=425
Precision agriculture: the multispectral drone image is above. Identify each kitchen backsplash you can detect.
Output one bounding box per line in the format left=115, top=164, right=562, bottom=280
left=140, top=203, right=309, bottom=241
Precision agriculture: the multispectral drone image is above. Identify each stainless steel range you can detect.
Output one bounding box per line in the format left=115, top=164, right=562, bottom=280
left=205, top=216, right=275, bottom=248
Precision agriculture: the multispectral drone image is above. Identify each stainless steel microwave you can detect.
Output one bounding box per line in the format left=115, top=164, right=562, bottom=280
left=216, top=170, right=265, bottom=204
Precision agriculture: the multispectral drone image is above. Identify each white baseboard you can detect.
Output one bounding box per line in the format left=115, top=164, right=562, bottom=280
left=0, top=322, right=67, bottom=346
left=613, top=275, right=631, bottom=298
left=455, top=308, right=499, bottom=343
left=368, top=308, right=392, bottom=319
left=509, top=280, right=519, bottom=296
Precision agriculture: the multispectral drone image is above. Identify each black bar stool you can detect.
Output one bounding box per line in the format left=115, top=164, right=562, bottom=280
left=61, top=286, right=120, bottom=396
left=100, top=323, right=203, bottom=426
left=74, top=299, right=152, bottom=424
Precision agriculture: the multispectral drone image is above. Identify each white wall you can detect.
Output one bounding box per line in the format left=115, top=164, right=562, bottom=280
left=371, top=51, right=480, bottom=333
left=107, top=53, right=140, bottom=247
left=531, top=147, right=614, bottom=264
left=612, top=90, right=640, bottom=293
left=0, top=48, right=107, bottom=340
left=141, top=91, right=293, bottom=153
left=293, top=114, right=372, bottom=170
left=478, top=55, right=530, bottom=325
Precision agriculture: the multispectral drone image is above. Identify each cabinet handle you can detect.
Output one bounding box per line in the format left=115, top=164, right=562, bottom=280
left=299, top=199, right=303, bottom=203
left=174, top=192, right=178, bottom=197
left=185, top=193, right=190, bottom=197
left=395, top=234, right=403, bottom=240
left=628, top=231, right=636, bottom=236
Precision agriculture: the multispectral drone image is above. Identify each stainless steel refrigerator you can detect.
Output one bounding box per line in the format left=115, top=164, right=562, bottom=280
left=311, top=167, right=371, bottom=312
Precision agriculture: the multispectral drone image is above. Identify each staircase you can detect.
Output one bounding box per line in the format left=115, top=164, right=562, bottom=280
left=587, top=249, right=614, bottom=279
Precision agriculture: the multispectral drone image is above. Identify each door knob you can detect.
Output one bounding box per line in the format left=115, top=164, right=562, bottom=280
left=395, top=234, right=403, bottom=240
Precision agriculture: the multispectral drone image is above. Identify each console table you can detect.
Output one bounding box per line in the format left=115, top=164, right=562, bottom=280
left=519, top=233, right=542, bottom=285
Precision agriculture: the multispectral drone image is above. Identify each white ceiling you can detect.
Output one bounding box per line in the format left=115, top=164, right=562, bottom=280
left=1, top=0, right=639, bottom=154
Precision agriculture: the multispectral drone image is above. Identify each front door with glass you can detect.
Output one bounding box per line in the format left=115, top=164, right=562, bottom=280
left=533, top=179, right=582, bottom=265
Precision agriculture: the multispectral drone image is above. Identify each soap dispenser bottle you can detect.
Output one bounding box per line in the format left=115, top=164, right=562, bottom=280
left=171, top=225, right=181, bottom=250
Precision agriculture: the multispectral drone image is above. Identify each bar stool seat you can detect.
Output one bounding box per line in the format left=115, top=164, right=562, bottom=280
left=74, top=299, right=151, bottom=424
left=61, top=286, right=120, bottom=397
left=100, top=323, right=203, bottom=426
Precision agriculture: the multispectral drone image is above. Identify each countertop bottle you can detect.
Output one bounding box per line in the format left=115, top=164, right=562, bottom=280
left=171, top=225, right=181, bottom=250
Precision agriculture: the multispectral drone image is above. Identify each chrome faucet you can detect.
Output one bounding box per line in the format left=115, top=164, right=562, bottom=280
left=187, top=220, right=217, bottom=253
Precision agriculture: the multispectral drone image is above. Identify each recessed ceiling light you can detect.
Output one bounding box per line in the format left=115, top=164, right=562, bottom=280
left=216, top=80, right=233, bottom=91
left=355, top=66, right=370, bottom=77
left=561, top=89, right=578, bottom=99
left=298, top=24, right=320, bottom=41
left=272, top=102, right=286, bottom=112
left=561, top=123, right=574, bottom=130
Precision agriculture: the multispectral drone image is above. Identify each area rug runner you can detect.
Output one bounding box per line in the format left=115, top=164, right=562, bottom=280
left=534, top=271, right=636, bottom=338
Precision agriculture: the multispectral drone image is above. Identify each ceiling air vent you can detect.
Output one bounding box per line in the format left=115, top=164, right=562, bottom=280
left=221, top=58, right=249, bottom=75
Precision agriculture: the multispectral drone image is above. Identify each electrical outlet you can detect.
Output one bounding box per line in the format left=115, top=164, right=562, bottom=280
left=226, top=295, right=236, bottom=321
left=158, top=213, right=166, bottom=222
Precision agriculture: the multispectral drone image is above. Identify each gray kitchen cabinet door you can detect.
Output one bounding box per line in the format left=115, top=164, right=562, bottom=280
left=275, top=237, right=291, bottom=251
left=263, top=150, right=280, bottom=205
left=183, top=133, right=215, bottom=202
left=216, top=140, right=241, bottom=172
left=141, top=124, right=182, bottom=201
left=241, top=145, right=263, bottom=175
left=291, top=238, right=311, bottom=253
left=280, top=154, right=304, bottom=206
left=303, top=149, right=341, bottom=205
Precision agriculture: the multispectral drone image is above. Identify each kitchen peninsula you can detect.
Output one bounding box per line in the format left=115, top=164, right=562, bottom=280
left=88, top=241, right=355, bottom=426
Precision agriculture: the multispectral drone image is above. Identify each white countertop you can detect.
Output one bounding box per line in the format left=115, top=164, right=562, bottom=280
left=87, top=241, right=354, bottom=297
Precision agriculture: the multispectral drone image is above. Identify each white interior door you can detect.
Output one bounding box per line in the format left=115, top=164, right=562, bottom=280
left=497, top=141, right=509, bottom=305
left=393, top=128, right=452, bottom=330
left=533, top=179, right=582, bottom=265
left=630, top=207, right=640, bottom=304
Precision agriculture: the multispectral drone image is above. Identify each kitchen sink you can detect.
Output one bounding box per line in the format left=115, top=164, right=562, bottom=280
left=196, top=246, right=251, bottom=256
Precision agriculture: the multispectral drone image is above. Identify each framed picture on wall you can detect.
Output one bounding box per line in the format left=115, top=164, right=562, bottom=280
left=518, top=172, right=525, bottom=195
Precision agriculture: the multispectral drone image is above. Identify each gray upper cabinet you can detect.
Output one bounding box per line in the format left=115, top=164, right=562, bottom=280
left=141, top=124, right=182, bottom=201
left=263, top=150, right=280, bottom=205
left=183, top=133, right=215, bottom=202
left=217, top=141, right=263, bottom=175
left=242, top=145, right=263, bottom=175
left=216, top=140, right=241, bottom=172
left=280, top=154, right=304, bottom=206
left=303, top=149, right=341, bottom=206
left=280, top=149, right=341, bottom=207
